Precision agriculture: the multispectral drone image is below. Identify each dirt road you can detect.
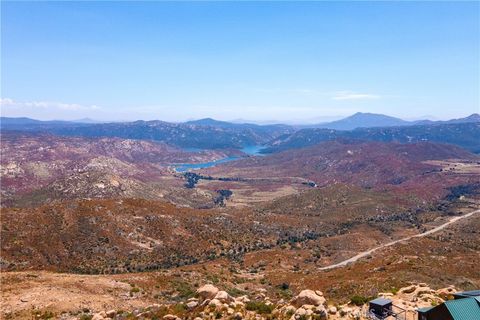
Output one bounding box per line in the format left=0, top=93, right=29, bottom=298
left=319, top=208, right=480, bottom=271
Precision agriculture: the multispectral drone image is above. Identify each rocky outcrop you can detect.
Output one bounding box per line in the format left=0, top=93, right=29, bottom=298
left=376, top=282, right=457, bottom=316
left=213, top=290, right=234, bottom=303
left=79, top=283, right=461, bottom=320
left=196, top=284, right=219, bottom=300
left=291, top=289, right=326, bottom=307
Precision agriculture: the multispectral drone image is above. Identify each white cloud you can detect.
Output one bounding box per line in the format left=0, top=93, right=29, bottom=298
left=331, top=91, right=381, bottom=101
left=0, top=98, right=100, bottom=111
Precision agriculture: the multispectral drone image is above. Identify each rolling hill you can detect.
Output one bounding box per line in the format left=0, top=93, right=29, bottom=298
left=202, top=140, right=480, bottom=202
left=1, top=117, right=294, bottom=149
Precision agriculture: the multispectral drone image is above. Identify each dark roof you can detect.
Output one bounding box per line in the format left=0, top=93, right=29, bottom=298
left=369, top=298, right=392, bottom=306
left=444, top=297, right=480, bottom=320
left=454, top=290, right=480, bottom=298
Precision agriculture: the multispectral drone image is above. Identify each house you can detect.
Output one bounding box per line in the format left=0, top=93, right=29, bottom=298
left=417, top=290, right=480, bottom=320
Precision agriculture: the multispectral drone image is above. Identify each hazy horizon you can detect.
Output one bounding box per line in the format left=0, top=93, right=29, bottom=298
left=1, top=110, right=478, bottom=125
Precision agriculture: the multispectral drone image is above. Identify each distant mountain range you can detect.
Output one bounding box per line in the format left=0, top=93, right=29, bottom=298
left=265, top=122, right=480, bottom=153
left=305, top=112, right=480, bottom=130
left=4, top=112, right=478, bottom=130
left=0, top=117, right=72, bottom=126
left=1, top=113, right=479, bottom=151
left=0, top=117, right=108, bottom=125
left=0, top=117, right=293, bottom=149
left=185, top=117, right=290, bottom=132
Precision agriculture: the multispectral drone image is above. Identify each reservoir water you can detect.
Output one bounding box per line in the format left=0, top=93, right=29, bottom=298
left=174, top=145, right=266, bottom=172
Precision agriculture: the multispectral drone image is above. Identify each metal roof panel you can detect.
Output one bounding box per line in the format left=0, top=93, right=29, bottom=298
left=445, top=298, right=480, bottom=320
left=369, top=297, right=392, bottom=306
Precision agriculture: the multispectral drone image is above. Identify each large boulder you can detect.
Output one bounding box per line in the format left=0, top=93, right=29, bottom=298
left=295, top=307, right=307, bottom=317
left=313, top=305, right=328, bottom=319
left=235, top=295, right=250, bottom=303
left=291, top=290, right=326, bottom=307
left=436, top=286, right=456, bottom=300
left=413, top=286, right=434, bottom=297
left=208, top=298, right=223, bottom=307
left=214, top=290, right=234, bottom=303
left=196, top=284, right=219, bottom=300
left=399, top=285, right=417, bottom=294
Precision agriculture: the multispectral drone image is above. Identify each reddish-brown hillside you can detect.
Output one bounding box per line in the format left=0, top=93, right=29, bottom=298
left=2, top=182, right=447, bottom=275
left=0, top=133, right=239, bottom=207
left=202, top=141, right=480, bottom=201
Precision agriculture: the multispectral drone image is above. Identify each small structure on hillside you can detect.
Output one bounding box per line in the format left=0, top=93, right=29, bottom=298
left=367, top=298, right=406, bottom=320
left=369, top=298, right=393, bottom=318
left=417, top=290, right=480, bottom=320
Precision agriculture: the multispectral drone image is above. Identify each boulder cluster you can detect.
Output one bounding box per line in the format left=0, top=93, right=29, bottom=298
left=377, top=282, right=457, bottom=313
left=86, top=283, right=458, bottom=320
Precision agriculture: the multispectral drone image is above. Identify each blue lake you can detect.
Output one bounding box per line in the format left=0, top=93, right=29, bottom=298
left=240, top=145, right=266, bottom=156
left=174, top=145, right=266, bottom=172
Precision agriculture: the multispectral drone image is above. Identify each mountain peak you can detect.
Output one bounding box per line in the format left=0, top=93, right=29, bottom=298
left=185, top=118, right=228, bottom=126
left=465, top=113, right=480, bottom=121
left=316, top=113, right=409, bottom=130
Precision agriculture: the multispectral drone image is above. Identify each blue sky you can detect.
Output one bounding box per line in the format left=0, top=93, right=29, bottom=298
left=1, top=1, right=479, bottom=122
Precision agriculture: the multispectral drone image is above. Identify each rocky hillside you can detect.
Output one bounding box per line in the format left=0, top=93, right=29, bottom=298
left=2, top=188, right=479, bottom=319
left=80, top=283, right=457, bottom=320
left=2, top=186, right=478, bottom=276
left=1, top=269, right=470, bottom=320
left=0, top=132, right=239, bottom=207
left=0, top=189, right=406, bottom=274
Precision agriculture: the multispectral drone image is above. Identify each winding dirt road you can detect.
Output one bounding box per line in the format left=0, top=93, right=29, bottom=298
left=319, top=208, right=480, bottom=271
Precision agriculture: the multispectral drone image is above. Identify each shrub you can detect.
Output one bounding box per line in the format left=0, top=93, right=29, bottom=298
left=245, top=301, right=274, bottom=314
left=286, top=309, right=295, bottom=318
left=172, top=280, right=195, bottom=299
left=173, top=303, right=186, bottom=313
left=278, top=282, right=290, bottom=290
left=130, top=286, right=140, bottom=297
left=350, top=295, right=375, bottom=306
left=227, top=287, right=247, bottom=297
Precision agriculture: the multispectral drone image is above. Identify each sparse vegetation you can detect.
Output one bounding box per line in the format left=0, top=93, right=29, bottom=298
left=350, top=295, right=376, bottom=306
left=245, top=301, right=274, bottom=314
